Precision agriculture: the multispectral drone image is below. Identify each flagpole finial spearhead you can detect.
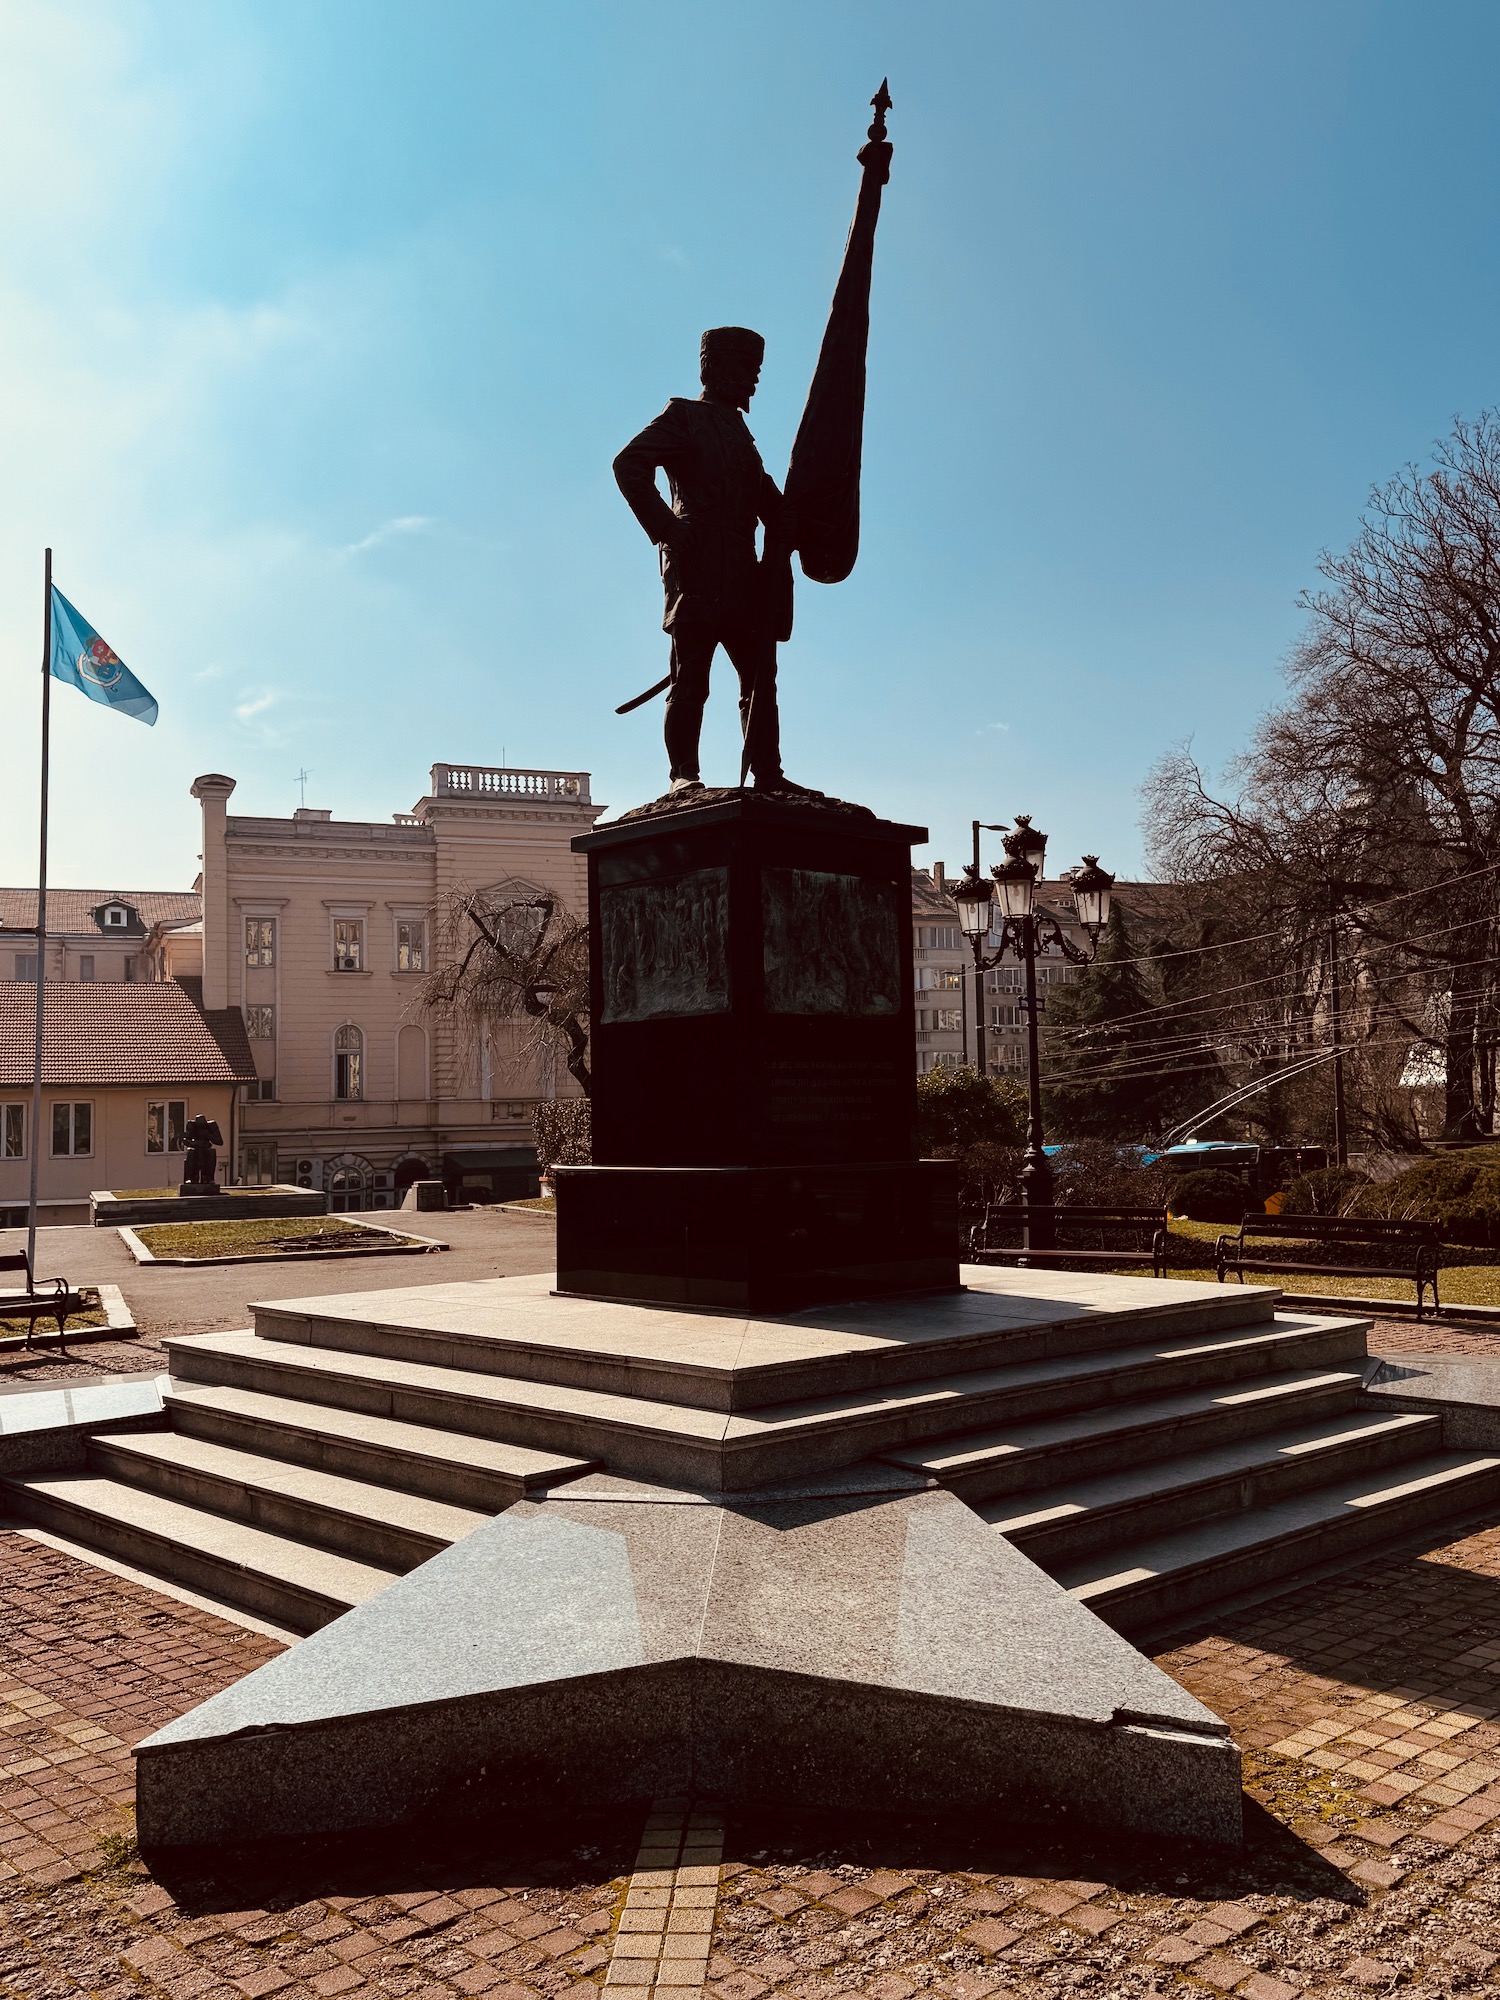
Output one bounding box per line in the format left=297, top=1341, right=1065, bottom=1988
left=869, top=79, right=892, bottom=142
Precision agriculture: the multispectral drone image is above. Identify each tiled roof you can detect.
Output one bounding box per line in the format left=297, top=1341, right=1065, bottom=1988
left=0, top=978, right=255, bottom=1088
left=0, top=888, right=200, bottom=936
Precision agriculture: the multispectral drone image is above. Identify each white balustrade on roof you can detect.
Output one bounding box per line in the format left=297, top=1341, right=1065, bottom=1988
left=429, top=764, right=591, bottom=804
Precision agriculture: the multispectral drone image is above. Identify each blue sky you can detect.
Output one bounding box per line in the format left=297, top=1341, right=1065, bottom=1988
left=4, top=0, right=1500, bottom=891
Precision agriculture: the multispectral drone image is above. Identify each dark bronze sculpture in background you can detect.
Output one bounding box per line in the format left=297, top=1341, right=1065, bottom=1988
left=613, top=83, right=894, bottom=796
left=179, top=1115, right=223, bottom=1195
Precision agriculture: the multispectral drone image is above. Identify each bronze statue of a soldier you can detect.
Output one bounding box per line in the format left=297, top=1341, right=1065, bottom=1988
left=613, top=84, right=894, bottom=799
left=179, top=1114, right=223, bottom=1194
left=613, top=327, right=806, bottom=794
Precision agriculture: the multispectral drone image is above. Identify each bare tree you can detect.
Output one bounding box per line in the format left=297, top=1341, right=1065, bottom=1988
left=1147, top=411, right=1500, bottom=1142
left=420, top=880, right=591, bottom=1098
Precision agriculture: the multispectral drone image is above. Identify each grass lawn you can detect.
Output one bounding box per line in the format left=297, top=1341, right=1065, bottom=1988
left=0, top=1285, right=106, bottom=1335
left=134, top=1216, right=425, bottom=1260
left=1155, top=1216, right=1500, bottom=1306
left=502, top=1196, right=555, bottom=1211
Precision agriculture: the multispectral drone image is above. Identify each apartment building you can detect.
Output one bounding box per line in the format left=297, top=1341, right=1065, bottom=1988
left=0, top=889, right=200, bottom=986
left=196, top=762, right=600, bottom=1207
left=913, top=864, right=1172, bottom=1077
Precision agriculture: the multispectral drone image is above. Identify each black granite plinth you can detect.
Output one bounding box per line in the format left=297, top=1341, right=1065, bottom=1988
left=176, top=1182, right=222, bottom=1198
left=556, top=1160, right=957, bottom=1310
left=581, top=792, right=922, bottom=1168
left=563, top=791, right=958, bottom=1310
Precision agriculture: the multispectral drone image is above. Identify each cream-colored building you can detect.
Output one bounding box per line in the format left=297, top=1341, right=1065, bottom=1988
left=0, top=979, right=252, bottom=1226
left=195, top=762, right=600, bottom=1208
left=0, top=888, right=200, bottom=986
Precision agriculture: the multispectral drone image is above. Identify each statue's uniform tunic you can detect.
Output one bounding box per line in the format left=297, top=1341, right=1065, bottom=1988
left=613, top=395, right=790, bottom=784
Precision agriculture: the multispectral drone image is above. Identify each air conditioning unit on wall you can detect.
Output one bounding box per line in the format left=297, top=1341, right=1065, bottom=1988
left=370, top=1170, right=395, bottom=1211
left=295, top=1158, right=323, bottom=1189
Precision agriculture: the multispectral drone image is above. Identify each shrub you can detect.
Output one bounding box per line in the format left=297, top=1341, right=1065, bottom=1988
left=916, top=1066, right=1026, bottom=1154
left=533, top=1097, right=591, bottom=1174
left=1348, top=1150, right=1500, bottom=1248
left=1170, top=1169, right=1253, bottom=1223
left=1280, top=1166, right=1371, bottom=1217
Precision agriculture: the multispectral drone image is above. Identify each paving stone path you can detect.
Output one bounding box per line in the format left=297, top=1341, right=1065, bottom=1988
left=8, top=1501, right=1500, bottom=1998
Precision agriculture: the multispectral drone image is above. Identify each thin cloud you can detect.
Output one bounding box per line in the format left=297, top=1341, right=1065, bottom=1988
left=342, top=514, right=432, bottom=555
left=235, top=691, right=276, bottom=720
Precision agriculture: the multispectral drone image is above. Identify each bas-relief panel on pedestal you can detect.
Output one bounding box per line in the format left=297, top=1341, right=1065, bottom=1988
left=762, top=868, right=901, bottom=1017
left=599, top=867, right=731, bottom=1024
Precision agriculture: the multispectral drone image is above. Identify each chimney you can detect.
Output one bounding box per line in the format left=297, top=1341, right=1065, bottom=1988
left=933, top=861, right=945, bottom=893
left=190, top=774, right=236, bottom=1010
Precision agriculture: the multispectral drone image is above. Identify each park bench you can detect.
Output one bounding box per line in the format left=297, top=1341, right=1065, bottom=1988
left=0, top=1250, right=76, bottom=1349
left=969, top=1204, right=1171, bottom=1275
left=1214, top=1213, right=1442, bottom=1317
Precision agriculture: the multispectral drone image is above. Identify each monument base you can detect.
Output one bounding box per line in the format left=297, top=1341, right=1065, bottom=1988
left=176, top=1182, right=223, bottom=1198
left=555, top=1159, right=958, bottom=1311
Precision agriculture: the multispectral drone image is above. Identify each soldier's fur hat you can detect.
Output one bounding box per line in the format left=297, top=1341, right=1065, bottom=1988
left=700, top=326, right=765, bottom=375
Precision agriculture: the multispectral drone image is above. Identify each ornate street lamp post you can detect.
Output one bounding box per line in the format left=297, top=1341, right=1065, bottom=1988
left=950, top=816, right=1114, bottom=1253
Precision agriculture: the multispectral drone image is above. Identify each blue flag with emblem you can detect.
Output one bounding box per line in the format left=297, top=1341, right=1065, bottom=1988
left=48, top=586, right=157, bottom=726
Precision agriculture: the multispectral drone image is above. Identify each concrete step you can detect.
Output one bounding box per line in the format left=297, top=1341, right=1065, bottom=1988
left=89, top=1430, right=490, bottom=1571
left=2, top=1469, right=398, bottom=1633
left=1051, top=1450, right=1500, bottom=1633
left=884, top=1367, right=1368, bottom=1502
left=165, top=1381, right=597, bottom=1509
left=249, top=1268, right=1281, bottom=1414
left=979, top=1408, right=1443, bottom=1563
left=165, top=1311, right=1371, bottom=1491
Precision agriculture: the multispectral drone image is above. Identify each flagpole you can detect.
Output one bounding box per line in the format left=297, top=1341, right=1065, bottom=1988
left=26, top=550, right=52, bottom=1278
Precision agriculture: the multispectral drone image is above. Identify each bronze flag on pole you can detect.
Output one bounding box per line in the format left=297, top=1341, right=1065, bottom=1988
left=766, top=80, right=893, bottom=639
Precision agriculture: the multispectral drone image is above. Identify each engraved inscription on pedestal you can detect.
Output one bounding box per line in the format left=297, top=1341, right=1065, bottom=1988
left=600, top=867, right=731, bottom=1023
left=764, top=1055, right=902, bottom=1131
left=762, top=868, right=901, bottom=1017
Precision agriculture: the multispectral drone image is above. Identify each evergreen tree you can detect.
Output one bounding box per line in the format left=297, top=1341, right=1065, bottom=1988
left=1043, top=906, right=1214, bottom=1141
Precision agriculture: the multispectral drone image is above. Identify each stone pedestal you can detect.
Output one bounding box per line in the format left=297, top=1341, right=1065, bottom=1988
left=557, top=792, right=958, bottom=1310
left=176, top=1182, right=222, bottom=1198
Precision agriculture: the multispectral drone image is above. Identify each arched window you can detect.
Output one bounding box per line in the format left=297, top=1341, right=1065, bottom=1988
left=327, top=1153, right=374, bottom=1213
left=334, top=1024, right=363, bottom=1101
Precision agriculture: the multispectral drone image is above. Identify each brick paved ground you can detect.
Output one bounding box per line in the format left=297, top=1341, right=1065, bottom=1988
left=9, top=1501, right=1500, bottom=1999
left=8, top=1286, right=1500, bottom=2000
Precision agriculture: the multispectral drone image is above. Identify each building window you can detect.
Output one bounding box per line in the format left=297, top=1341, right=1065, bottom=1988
left=51, top=1103, right=92, bottom=1156
left=244, top=1077, right=277, bottom=1102
left=78, top=955, right=94, bottom=983
left=124, top=957, right=137, bottom=982
left=934, top=1007, right=962, bottom=1033
left=396, top=920, right=425, bottom=973
left=245, top=1005, right=275, bottom=1038
left=3, top=1105, right=24, bottom=1158
left=989, top=1004, right=1020, bottom=1028
left=934, top=969, right=963, bottom=992
left=104, top=905, right=127, bottom=928
left=245, top=918, right=277, bottom=968
left=14, top=954, right=37, bottom=981
left=333, top=920, right=363, bottom=972
left=334, top=1024, right=363, bottom=1100
left=327, top=1154, right=373, bottom=1213
left=146, top=1100, right=187, bottom=1154
left=922, top=926, right=959, bottom=950
left=242, top=1141, right=277, bottom=1185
